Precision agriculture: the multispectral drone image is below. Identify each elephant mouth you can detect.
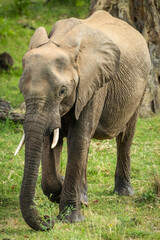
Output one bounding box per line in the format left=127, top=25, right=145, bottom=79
left=14, top=128, right=59, bottom=155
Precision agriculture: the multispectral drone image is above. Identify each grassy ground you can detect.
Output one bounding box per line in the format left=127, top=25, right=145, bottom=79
left=0, top=116, right=160, bottom=240
left=0, top=1, right=160, bottom=239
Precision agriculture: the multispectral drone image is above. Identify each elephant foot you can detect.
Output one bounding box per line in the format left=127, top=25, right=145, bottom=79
left=57, top=208, right=84, bottom=223
left=80, top=192, right=88, bottom=206
left=81, top=183, right=88, bottom=206
left=113, top=176, right=134, bottom=196
left=48, top=175, right=64, bottom=203
left=113, top=185, right=134, bottom=196
left=42, top=176, right=64, bottom=203
left=49, top=194, right=61, bottom=203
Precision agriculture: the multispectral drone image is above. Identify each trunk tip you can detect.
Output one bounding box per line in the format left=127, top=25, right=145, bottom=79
left=39, top=216, right=54, bottom=231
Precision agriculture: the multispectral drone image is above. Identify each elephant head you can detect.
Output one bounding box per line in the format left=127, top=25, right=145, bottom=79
left=18, top=20, right=120, bottom=230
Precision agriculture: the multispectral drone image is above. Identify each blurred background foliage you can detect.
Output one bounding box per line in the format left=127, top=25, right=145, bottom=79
left=0, top=0, right=90, bottom=42
left=0, top=0, right=90, bottom=18
left=0, top=0, right=90, bottom=107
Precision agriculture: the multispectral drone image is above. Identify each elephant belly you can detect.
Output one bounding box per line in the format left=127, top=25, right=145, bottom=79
left=92, top=76, right=146, bottom=140
left=93, top=119, right=122, bottom=140
left=93, top=119, right=126, bottom=140
left=93, top=109, right=130, bottom=140
left=93, top=91, right=141, bottom=140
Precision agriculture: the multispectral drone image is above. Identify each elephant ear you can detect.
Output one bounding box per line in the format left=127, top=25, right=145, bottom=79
left=74, top=26, right=120, bottom=120
left=49, top=18, right=81, bottom=42
left=29, top=27, right=49, bottom=50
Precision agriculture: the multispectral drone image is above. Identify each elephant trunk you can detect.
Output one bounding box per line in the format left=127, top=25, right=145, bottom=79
left=20, top=118, right=54, bottom=231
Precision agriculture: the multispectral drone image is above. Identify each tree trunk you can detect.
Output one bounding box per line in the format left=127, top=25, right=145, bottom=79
left=90, top=0, right=160, bottom=117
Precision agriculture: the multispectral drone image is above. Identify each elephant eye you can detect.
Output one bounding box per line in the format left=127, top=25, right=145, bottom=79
left=59, top=86, right=67, bottom=96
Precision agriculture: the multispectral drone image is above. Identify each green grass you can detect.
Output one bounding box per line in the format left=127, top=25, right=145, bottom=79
left=0, top=116, right=160, bottom=240
left=0, top=1, right=160, bottom=239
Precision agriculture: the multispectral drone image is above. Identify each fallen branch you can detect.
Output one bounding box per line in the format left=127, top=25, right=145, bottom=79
left=0, top=100, right=24, bottom=123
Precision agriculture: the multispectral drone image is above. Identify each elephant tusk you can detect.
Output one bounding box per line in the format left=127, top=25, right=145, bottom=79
left=51, top=128, right=59, bottom=149
left=14, top=133, right=25, bottom=156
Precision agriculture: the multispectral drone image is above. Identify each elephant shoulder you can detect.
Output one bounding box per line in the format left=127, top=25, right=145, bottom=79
left=84, top=10, right=113, bottom=24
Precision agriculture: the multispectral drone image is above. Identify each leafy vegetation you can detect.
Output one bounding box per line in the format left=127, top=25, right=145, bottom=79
left=0, top=0, right=160, bottom=239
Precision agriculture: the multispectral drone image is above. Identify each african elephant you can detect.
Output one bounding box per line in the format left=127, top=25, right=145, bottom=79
left=16, top=10, right=151, bottom=230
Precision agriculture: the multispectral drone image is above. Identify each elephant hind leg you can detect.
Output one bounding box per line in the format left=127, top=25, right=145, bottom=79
left=79, top=149, right=89, bottom=206
left=41, top=134, right=64, bottom=203
left=114, top=110, right=139, bottom=196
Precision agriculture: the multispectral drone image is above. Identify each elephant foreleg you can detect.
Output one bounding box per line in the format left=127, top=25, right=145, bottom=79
left=58, top=130, right=90, bottom=222
left=114, top=110, right=138, bottom=196
left=41, top=133, right=63, bottom=203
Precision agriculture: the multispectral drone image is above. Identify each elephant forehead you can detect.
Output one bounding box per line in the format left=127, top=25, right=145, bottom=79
left=22, top=57, right=74, bottom=93
left=22, top=47, right=75, bottom=85
left=23, top=65, right=70, bottom=87
left=23, top=46, right=71, bottom=68
left=23, top=61, right=73, bottom=86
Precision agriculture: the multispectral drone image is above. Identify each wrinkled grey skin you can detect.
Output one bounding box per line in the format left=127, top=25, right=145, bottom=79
left=19, top=11, right=151, bottom=230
